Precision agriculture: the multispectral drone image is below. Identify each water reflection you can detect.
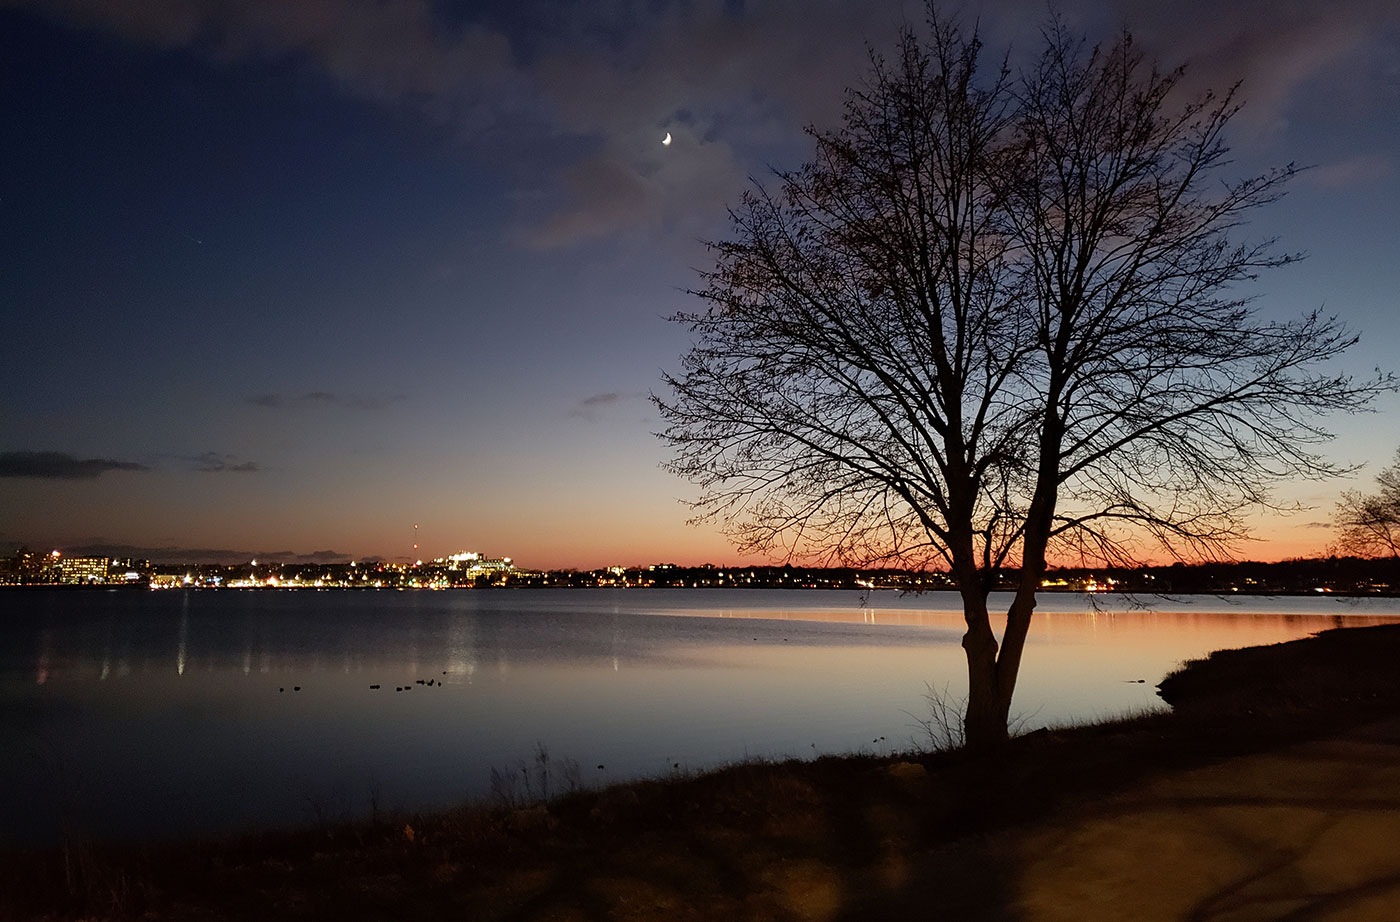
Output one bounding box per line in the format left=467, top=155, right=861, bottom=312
left=34, top=630, right=51, bottom=685
left=176, top=597, right=188, bottom=677
left=3, top=587, right=1399, bottom=845
left=17, top=589, right=1400, bottom=697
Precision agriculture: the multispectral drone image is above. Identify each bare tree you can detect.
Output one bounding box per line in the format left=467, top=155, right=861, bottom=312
left=1336, top=449, right=1400, bottom=559
left=656, top=11, right=1389, bottom=749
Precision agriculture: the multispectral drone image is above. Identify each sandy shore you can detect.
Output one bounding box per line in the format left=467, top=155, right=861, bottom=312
left=7, top=623, right=1400, bottom=921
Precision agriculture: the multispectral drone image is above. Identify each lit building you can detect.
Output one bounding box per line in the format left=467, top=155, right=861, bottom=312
left=434, top=551, right=515, bottom=580
left=55, top=554, right=110, bottom=584
left=442, top=551, right=513, bottom=570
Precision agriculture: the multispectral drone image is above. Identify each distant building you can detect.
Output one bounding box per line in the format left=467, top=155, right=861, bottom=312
left=0, top=549, right=109, bottom=584
left=431, top=551, right=515, bottom=585
left=56, top=554, right=110, bottom=584
left=437, top=551, right=514, bottom=573
left=1, top=547, right=58, bottom=584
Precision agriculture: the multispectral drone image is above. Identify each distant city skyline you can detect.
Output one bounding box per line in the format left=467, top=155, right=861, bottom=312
left=3, top=1, right=1398, bottom=569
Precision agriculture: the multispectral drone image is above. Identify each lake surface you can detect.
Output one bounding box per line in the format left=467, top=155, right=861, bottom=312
left=4, top=587, right=1399, bottom=844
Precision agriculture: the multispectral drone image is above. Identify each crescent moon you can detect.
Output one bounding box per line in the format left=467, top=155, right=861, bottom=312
left=662, top=132, right=672, bottom=146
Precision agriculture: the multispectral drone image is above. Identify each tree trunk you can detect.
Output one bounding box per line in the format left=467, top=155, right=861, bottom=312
left=993, top=588, right=1039, bottom=729
left=961, top=478, right=1057, bottom=750
left=959, top=585, right=1008, bottom=750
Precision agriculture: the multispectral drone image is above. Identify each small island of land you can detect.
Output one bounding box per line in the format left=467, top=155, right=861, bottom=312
left=6, top=624, right=1400, bottom=921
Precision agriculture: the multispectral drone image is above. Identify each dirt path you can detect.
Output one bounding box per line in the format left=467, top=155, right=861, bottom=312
left=1011, top=717, right=1400, bottom=922
left=466, top=716, right=1400, bottom=922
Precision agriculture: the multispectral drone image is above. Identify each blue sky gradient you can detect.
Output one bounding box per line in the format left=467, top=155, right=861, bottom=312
left=2, top=0, right=1398, bottom=566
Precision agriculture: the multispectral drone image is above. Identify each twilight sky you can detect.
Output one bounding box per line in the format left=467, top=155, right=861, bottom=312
left=2, top=0, right=1398, bottom=568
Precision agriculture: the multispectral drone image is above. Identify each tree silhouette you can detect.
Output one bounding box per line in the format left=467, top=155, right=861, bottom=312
left=1336, top=449, right=1400, bottom=560
left=657, top=11, right=1390, bottom=748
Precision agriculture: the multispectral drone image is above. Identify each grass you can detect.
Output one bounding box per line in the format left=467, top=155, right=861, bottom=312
left=5, top=623, right=1400, bottom=921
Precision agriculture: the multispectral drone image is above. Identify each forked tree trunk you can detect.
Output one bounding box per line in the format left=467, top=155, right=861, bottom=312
left=964, top=450, right=1059, bottom=749
left=961, top=589, right=1040, bottom=751
left=959, top=501, right=1054, bottom=751
left=959, top=586, right=1010, bottom=749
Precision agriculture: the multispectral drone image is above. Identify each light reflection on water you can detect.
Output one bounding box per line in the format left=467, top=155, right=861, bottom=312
left=2, top=587, right=1398, bottom=844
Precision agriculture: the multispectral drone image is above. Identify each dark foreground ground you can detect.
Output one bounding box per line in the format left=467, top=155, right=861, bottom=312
left=7, top=624, right=1400, bottom=922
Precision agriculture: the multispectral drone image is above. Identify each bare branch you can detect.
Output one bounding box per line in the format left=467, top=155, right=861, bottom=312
left=655, top=4, right=1394, bottom=747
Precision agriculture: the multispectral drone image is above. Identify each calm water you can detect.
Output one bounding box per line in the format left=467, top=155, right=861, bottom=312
left=3, top=587, right=1399, bottom=844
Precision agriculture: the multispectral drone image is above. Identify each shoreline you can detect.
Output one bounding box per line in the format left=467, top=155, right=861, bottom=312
left=4, top=583, right=1400, bottom=599
left=6, top=623, right=1400, bottom=921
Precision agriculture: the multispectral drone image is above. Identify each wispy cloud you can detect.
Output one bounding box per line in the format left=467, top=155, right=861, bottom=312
left=1307, top=154, right=1393, bottom=190
left=249, top=391, right=406, bottom=410
left=0, top=450, right=148, bottom=480
left=569, top=391, right=643, bottom=420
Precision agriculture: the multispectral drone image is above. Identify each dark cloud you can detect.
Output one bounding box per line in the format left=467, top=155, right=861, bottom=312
left=971, top=0, right=1400, bottom=141
left=6, top=0, right=521, bottom=114
left=0, top=450, right=149, bottom=480
left=512, top=0, right=1400, bottom=244
left=12, top=0, right=1399, bottom=246
left=56, top=543, right=362, bottom=564
left=516, top=3, right=887, bottom=247
left=6, top=0, right=887, bottom=249
left=259, top=548, right=362, bottom=564
left=569, top=391, right=641, bottom=420
left=187, top=452, right=261, bottom=473
left=1112, top=0, right=1399, bottom=139
left=249, top=391, right=406, bottom=410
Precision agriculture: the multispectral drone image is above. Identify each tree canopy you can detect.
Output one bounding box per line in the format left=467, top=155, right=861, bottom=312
left=657, top=10, right=1389, bottom=747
